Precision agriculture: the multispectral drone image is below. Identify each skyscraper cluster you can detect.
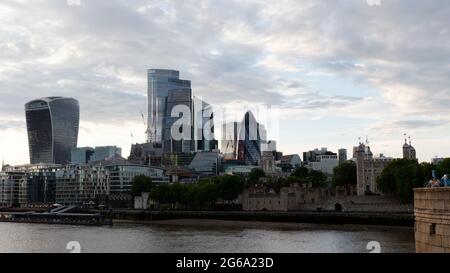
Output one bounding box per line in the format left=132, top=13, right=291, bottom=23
left=1, top=68, right=300, bottom=208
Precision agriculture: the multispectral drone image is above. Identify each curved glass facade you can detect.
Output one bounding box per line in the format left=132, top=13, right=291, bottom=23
left=237, top=111, right=262, bottom=166
left=25, top=97, right=79, bottom=165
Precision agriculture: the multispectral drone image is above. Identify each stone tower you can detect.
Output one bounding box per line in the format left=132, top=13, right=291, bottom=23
left=355, top=142, right=367, bottom=196
left=403, top=135, right=417, bottom=160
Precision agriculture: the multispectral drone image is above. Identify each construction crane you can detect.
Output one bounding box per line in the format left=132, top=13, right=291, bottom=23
left=141, top=111, right=152, bottom=143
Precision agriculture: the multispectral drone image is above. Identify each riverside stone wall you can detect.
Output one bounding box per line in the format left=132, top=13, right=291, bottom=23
left=414, top=188, right=450, bottom=253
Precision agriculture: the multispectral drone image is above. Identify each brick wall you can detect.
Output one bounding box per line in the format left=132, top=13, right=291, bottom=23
left=414, top=188, right=450, bottom=253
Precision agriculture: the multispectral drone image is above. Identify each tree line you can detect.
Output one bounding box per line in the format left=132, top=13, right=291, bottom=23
left=131, top=174, right=245, bottom=209
left=132, top=157, right=450, bottom=208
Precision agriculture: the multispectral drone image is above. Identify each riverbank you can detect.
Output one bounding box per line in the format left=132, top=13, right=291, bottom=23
left=109, top=210, right=414, bottom=227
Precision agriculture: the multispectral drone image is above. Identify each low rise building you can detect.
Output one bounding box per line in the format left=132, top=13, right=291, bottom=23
left=0, top=171, right=24, bottom=207
left=55, top=165, right=109, bottom=206
left=309, top=154, right=339, bottom=175
left=1, top=163, right=61, bottom=207
left=188, top=150, right=220, bottom=176
left=19, top=164, right=60, bottom=207
left=224, top=165, right=261, bottom=176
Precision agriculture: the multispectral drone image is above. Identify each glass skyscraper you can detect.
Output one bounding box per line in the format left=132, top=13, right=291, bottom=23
left=238, top=111, right=262, bottom=166
left=147, top=69, right=191, bottom=144
left=25, top=97, right=79, bottom=165
left=163, top=88, right=193, bottom=154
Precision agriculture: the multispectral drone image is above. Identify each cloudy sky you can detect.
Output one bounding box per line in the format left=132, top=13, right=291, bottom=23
left=1, top=0, right=450, bottom=165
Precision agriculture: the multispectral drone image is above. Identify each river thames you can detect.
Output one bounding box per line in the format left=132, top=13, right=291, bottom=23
left=0, top=220, right=415, bottom=253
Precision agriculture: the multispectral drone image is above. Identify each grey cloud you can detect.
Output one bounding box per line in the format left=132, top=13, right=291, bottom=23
left=0, top=120, right=25, bottom=131
left=0, top=0, right=449, bottom=129
left=389, top=120, right=448, bottom=130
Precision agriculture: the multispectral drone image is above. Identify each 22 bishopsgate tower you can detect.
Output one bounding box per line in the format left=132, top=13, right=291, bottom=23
left=147, top=69, right=191, bottom=145
left=25, top=97, right=80, bottom=165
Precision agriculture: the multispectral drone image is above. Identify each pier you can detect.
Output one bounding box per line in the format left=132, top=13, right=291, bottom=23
left=0, top=210, right=111, bottom=226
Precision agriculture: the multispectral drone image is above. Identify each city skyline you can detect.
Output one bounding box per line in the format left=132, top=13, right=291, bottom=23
left=1, top=1, right=450, bottom=164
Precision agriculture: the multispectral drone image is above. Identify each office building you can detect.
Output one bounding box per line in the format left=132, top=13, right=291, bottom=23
left=19, top=164, right=60, bottom=206
left=0, top=171, right=24, bottom=207
left=338, top=149, right=348, bottom=164
left=71, top=147, right=95, bottom=165
left=193, top=98, right=217, bottom=152
left=280, top=154, right=302, bottom=170
left=237, top=111, right=262, bottom=166
left=303, top=148, right=335, bottom=165
left=432, top=157, right=445, bottom=165
left=55, top=165, right=109, bottom=206
left=163, top=88, right=193, bottom=154
left=188, top=151, right=220, bottom=176
left=71, top=146, right=122, bottom=164
left=309, top=154, right=339, bottom=175
left=147, top=69, right=191, bottom=144
left=128, top=143, right=164, bottom=166
left=221, top=122, right=240, bottom=161
left=91, top=146, right=122, bottom=162
left=25, top=97, right=79, bottom=164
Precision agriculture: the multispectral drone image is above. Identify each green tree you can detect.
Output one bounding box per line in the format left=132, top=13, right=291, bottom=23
left=377, top=159, right=425, bottom=201
left=395, top=162, right=423, bottom=201
left=307, top=170, right=327, bottom=187
left=248, top=168, right=266, bottom=184
left=196, top=180, right=219, bottom=208
left=149, top=184, right=170, bottom=203
left=420, top=162, right=436, bottom=181
left=216, top=175, right=245, bottom=203
left=437, top=158, right=450, bottom=177
left=332, top=161, right=357, bottom=186
left=130, top=175, right=153, bottom=197
left=291, top=167, right=309, bottom=179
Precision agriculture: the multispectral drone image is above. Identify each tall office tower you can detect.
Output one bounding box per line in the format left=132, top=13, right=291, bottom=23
left=338, top=148, right=348, bottom=164
left=237, top=111, right=262, bottom=166
left=193, top=98, right=216, bottom=152
left=147, top=69, right=191, bottom=144
left=163, top=88, right=193, bottom=154
left=221, top=122, right=240, bottom=161
left=25, top=97, right=79, bottom=165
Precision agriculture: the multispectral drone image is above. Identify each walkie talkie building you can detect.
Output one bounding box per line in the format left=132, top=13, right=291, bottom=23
left=25, top=97, right=80, bottom=165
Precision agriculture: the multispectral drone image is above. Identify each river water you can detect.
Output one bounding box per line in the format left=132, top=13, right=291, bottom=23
left=0, top=220, right=415, bottom=253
